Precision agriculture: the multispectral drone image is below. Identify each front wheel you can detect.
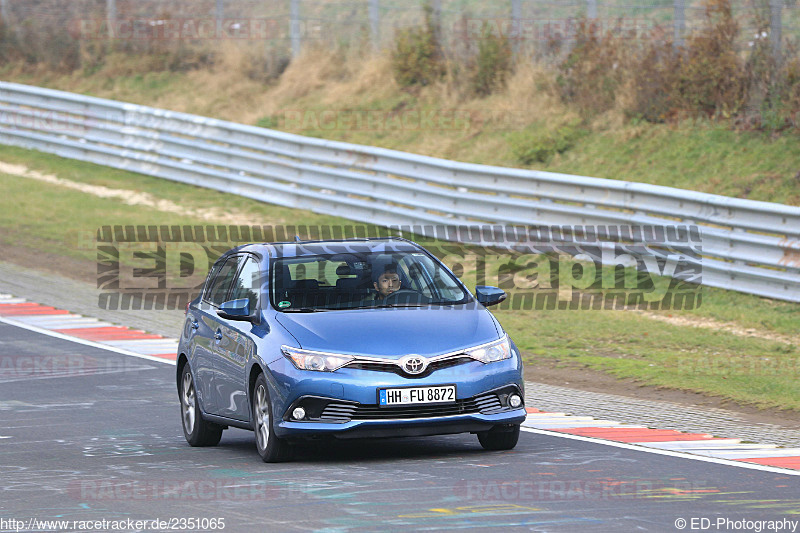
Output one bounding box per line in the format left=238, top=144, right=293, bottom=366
left=477, top=424, right=520, bottom=451
left=252, top=373, right=292, bottom=462
left=180, top=365, right=223, bottom=447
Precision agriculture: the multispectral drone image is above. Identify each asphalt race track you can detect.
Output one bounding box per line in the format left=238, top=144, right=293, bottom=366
left=1, top=321, right=799, bottom=532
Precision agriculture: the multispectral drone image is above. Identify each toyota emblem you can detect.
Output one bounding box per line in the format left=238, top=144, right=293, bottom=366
left=400, top=355, right=427, bottom=375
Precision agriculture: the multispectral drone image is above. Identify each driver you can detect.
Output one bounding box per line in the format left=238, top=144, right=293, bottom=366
left=373, top=264, right=401, bottom=300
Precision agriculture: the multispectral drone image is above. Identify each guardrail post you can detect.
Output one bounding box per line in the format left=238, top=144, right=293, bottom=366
left=290, top=0, right=301, bottom=57
left=674, top=0, right=685, bottom=48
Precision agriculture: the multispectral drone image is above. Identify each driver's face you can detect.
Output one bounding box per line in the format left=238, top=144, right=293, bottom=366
left=374, top=272, right=401, bottom=297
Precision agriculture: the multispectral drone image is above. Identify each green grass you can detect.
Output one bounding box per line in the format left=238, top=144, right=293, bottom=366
left=0, top=144, right=798, bottom=411
left=252, top=83, right=800, bottom=205
left=0, top=144, right=365, bottom=265
left=494, top=308, right=800, bottom=410
left=547, top=124, right=800, bottom=205
left=268, top=103, right=800, bottom=205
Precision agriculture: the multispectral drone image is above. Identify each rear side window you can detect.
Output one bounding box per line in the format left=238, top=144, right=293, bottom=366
left=206, top=256, right=241, bottom=306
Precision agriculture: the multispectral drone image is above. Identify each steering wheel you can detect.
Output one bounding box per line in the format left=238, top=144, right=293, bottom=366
left=382, top=289, right=419, bottom=305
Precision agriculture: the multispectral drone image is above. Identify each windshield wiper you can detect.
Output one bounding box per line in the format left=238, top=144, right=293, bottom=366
left=282, top=307, right=330, bottom=313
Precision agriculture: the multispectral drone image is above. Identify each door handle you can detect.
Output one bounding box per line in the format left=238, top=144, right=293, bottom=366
left=214, top=330, right=223, bottom=341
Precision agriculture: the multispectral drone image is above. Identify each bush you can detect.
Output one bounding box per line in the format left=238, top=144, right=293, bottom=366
left=391, top=3, right=444, bottom=87
left=470, top=24, right=512, bottom=97
left=556, top=18, right=625, bottom=118
left=673, top=0, right=744, bottom=118
left=777, top=53, right=800, bottom=131
left=508, top=119, right=582, bottom=165
left=625, top=31, right=680, bottom=123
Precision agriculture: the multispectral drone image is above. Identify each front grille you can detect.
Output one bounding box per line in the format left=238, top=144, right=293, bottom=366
left=317, top=392, right=509, bottom=422
left=346, top=362, right=399, bottom=373
left=344, top=356, right=474, bottom=378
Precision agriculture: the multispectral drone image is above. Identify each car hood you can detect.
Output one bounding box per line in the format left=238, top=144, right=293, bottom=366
left=275, top=306, right=501, bottom=358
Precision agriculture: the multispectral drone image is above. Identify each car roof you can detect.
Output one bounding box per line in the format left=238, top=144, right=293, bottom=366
left=227, top=237, right=423, bottom=260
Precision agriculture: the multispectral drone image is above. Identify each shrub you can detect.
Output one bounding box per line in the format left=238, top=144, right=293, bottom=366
left=508, top=119, right=582, bottom=165
left=470, top=24, right=512, bottom=97
left=391, top=2, right=444, bottom=87
left=736, top=2, right=800, bottom=133
left=556, top=18, right=625, bottom=118
left=0, top=20, right=23, bottom=64
left=673, top=0, right=745, bottom=118
left=625, top=30, right=680, bottom=123
left=779, top=53, right=800, bottom=131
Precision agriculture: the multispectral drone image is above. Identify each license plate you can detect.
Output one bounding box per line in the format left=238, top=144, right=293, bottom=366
left=379, top=385, right=456, bottom=406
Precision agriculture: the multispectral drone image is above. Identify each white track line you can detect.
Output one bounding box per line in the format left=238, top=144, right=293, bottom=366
left=520, top=427, right=800, bottom=476
left=0, top=315, right=176, bottom=366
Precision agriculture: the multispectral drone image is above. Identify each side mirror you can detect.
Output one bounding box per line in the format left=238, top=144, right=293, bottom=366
left=217, top=298, right=254, bottom=322
left=475, top=286, right=507, bottom=307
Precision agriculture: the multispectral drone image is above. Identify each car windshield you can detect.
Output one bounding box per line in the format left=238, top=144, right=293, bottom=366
left=270, top=246, right=469, bottom=311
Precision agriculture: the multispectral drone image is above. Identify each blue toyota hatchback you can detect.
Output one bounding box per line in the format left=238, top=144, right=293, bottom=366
left=177, top=237, right=526, bottom=462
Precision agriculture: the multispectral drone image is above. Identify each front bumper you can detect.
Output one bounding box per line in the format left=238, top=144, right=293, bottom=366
left=276, top=408, right=527, bottom=439
left=265, top=343, right=525, bottom=439
left=271, top=382, right=526, bottom=438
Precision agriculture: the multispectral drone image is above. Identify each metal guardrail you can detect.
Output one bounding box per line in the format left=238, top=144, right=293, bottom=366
left=0, top=81, right=798, bottom=302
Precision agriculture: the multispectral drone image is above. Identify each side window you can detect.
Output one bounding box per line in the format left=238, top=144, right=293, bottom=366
left=201, top=261, right=224, bottom=302
left=207, top=256, right=241, bottom=306
left=229, top=256, right=262, bottom=310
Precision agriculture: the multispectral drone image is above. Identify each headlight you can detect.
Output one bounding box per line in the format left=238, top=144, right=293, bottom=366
left=465, top=335, right=512, bottom=364
left=281, top=346, right=354, bottom=372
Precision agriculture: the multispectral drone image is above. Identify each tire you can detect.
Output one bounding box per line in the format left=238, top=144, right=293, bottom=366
left=252, top=373, right=292, bottom=463
left=477, top=424, right=520, bottom=451
left=180, top=364, right=224, bottom=447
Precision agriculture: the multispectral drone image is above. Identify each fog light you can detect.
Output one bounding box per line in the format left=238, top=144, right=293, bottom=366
left=508, top=394, right=522, bottom=408
left=292, top=407, right=306, bottom=420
